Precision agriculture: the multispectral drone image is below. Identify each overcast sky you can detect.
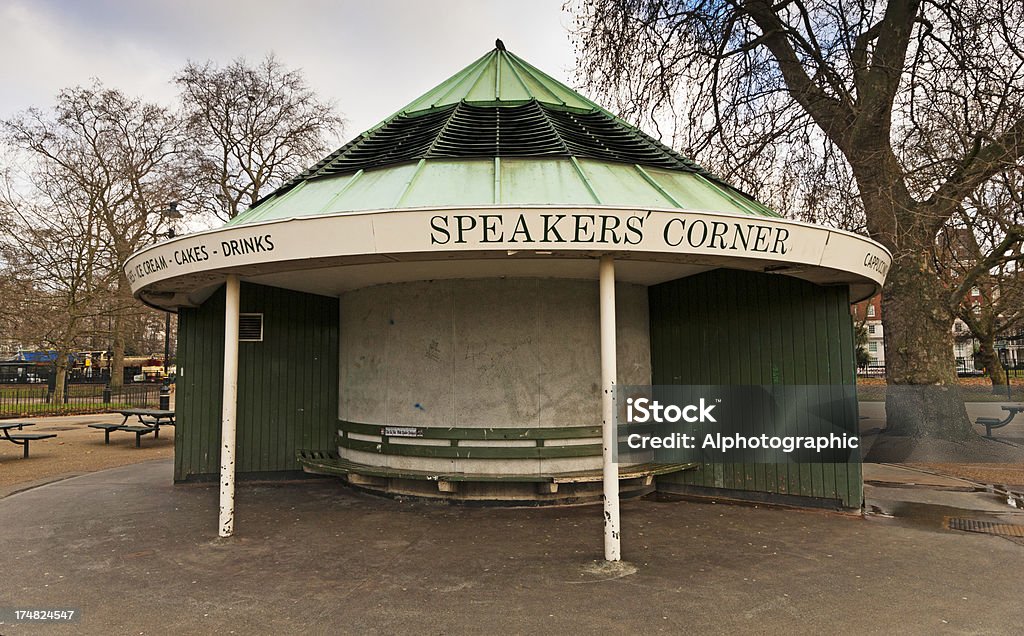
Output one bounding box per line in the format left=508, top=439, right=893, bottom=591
left=1, top=0, right=579, bottom=141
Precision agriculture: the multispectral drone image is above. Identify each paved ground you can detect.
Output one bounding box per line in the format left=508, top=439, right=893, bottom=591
left=860, top=401, right=1024, bottom=447
left=859, top=402, right=1024, bottom=485
left=1, top=459, right=1022, bottom=635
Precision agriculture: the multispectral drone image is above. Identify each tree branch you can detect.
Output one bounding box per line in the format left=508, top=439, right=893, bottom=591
left=739, top=0, right=856, bottom=144
left=926, top=115, right=1024, bottom=224
left=947, top=224, right=1024, bottom=309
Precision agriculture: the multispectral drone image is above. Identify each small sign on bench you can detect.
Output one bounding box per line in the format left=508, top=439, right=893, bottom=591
left=383, top=426, right=423, bottom=438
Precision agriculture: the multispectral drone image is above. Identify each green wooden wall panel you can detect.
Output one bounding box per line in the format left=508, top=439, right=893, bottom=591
left=175, top=288, right=225, bottom=479
left=650, top=269, right=862, bottom=508
left=174, top=283, right=339, bottom=481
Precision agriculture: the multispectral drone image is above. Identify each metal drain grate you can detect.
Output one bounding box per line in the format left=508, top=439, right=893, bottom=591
left=947, top=517, right=1024, bottom=537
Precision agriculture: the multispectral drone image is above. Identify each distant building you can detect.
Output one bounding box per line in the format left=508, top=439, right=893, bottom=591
left=0, top=338, right=20, bottom=360
left=850, top=296, right=884, bottom=370
left=853, top=292, right=1024, bottom=374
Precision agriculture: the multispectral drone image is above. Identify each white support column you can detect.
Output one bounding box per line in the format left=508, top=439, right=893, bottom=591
left=599, top=255, right=621, bottom=561
left=218, top=274, right=240, bottom=537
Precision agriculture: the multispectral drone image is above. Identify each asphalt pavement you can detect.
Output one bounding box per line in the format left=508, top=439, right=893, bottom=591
left=1, top=458, right=1022, bottom=635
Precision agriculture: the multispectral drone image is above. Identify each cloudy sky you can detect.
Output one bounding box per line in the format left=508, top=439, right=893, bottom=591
left=1, top=0, right=579, bottom=140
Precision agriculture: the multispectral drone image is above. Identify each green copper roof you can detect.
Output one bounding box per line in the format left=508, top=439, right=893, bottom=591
left=229, top=44, right=780, bottom=226
left=397, top=43, right=605, bottom=113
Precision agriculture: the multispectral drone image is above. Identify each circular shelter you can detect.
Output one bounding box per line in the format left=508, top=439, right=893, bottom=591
left=128, top=44, right=891, bottom=542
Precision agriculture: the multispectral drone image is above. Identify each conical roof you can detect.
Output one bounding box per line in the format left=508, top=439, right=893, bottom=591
left=126, top=42, right=892, bottom=310
left=229, top=44, right=778, bottom=226
left=396, top=40, right=606, bottom=112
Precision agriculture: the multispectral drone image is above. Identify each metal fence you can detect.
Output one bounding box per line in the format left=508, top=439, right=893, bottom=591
left=0, top=383, right=161, bottom=418
left=855, top=382, right=1024, bottom=402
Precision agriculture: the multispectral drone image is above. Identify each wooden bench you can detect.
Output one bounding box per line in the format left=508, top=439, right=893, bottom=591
left=296, top=449, right=696, bottom=494
left=337, top=419, right=604, bottom=460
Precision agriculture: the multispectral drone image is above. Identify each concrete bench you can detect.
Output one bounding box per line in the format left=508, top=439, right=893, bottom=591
left=296, top=449, right=696, bottom=495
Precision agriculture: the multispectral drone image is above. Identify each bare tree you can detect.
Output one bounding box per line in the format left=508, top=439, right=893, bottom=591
left=0, top=171, right=117, bottom=401
left=175, top=54, right=344, bottom=222
left=4, top=82, right=185, bottom=387
left=936, top=171, right=1024, bottom=390
left=572, top=0, right=1024, bottom=439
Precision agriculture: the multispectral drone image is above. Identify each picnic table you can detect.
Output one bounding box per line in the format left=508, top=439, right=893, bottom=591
left=117, top=409, right=175, bottom=437
left=976, top=404, right=1024, bottom=438
left=88, top=409, right=175, bottom=447
left=1, top=421, right=57, bottom=459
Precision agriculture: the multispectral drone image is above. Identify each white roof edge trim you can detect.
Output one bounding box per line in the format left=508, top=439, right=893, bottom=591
left=125, top=206, right=892, bottom=301
left=127, top=204, right=892, bottom=264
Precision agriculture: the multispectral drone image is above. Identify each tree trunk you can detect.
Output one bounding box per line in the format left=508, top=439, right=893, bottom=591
left=53, top=351, right=68, bottom=403
left=110, top=274, right=132, bottom=389
left=881, top=253, right=974, bottom=440
left=110, top=310, right=125, bottom=388
left=976, top=333, right=1007, bottom=392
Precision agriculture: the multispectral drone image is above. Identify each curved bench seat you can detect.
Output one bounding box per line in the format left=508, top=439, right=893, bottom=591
left=297, top=448, right=696, bottom=502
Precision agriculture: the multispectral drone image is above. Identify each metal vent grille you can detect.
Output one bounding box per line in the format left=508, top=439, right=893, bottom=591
left=947, top=517, right=1024, bottom=537
left=239, top=313, right=263, bottom=342
left=288, top=100, right=712, bottom=186
left=316, top=105, right=456, bottom=175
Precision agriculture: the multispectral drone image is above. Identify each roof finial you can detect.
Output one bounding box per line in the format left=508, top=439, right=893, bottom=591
left=495, top=38, right=506, bottom=51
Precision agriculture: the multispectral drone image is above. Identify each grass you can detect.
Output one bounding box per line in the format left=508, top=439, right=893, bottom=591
left=0, top=387, right=49, bottom=399
left=0, top=402, right=149, bottom=418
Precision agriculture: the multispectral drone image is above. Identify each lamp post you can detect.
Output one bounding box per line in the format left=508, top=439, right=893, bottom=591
left=159, top=203, right=183, bottom=380
left=158, top=203, right=183, bottom=407
left=164, top=315, right=171, bottom=377
left=999, top=345, right=1012, bottom=401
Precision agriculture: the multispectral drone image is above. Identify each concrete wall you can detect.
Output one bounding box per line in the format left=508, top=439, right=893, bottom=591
left=338, top=278, right=649, bottom=475
left=340, top=278, right=650, bottom=427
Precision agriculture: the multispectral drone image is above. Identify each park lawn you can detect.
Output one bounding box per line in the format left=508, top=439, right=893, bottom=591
left=0, top=387, right=50, bottom=399
left=0, top=402, right=142, bottom=417
left=0, top=386, right=104, bottom=399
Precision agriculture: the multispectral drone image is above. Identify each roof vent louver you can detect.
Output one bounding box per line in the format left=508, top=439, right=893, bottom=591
left=275, top=100, right=712, bottom=191
left=239, top=314, right=263, bottom=342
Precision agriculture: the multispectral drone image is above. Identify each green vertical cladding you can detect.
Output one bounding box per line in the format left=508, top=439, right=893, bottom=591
left=174, top=283, right=339, bottom=481
left=649, top=269, right=862, bottom=508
